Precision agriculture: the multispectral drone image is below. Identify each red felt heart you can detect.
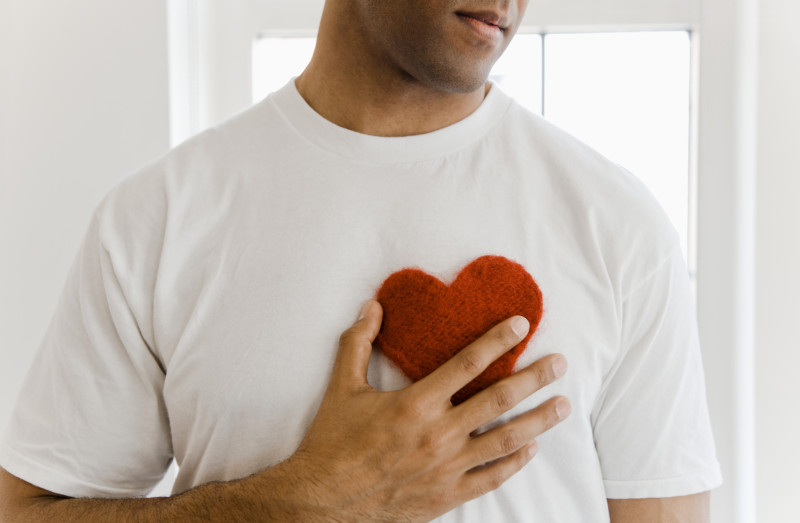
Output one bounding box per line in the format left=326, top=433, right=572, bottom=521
left=373, top=255, right=543, bottom=405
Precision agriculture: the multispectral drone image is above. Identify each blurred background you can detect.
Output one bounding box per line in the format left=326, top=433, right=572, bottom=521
left=1, top=1, right=797, bottom=521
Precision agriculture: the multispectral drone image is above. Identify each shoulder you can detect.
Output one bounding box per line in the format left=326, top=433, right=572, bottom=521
left=95, top=95, right=281, bottom=234
left=496, top=99, right=683, bottom=291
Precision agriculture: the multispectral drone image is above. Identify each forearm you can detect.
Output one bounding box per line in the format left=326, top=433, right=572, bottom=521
left=607, top=492, right=710, bottom=523
left=6, top=460, right=332, bottom=523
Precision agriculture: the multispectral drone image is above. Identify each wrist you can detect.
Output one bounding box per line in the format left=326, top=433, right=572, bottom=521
left=253, top=454, right=339, bottom=522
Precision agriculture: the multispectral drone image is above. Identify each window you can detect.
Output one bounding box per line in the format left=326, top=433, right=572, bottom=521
left=543, top=32, right=692, bottom=265
left=252, top=36, right=315, bottom=103
left=487, top=34, right=543, bottom=115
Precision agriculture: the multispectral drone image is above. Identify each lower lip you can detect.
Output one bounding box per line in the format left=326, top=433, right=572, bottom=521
left=457, top=14, right=504, bottom=42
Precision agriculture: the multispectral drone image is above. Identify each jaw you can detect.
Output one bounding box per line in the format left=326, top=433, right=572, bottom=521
left=295, top=0, right=522, bottom=135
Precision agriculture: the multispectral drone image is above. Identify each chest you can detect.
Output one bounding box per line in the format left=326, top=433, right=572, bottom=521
left=152, top=170, right=623, bottom=487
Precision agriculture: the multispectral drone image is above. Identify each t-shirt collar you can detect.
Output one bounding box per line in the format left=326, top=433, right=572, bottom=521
left=269, top=77, right=512, bottom=164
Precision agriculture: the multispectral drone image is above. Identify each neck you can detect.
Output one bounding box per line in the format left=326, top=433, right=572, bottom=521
left=295, top=12, right=489, bottom=137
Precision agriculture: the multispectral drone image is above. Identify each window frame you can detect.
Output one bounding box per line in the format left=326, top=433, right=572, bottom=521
left=166, top=1, right=758, bottom=521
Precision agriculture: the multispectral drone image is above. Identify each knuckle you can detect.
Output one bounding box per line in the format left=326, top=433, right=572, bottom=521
left=492, top=384, right=516, bottom=411
left=459, top=350, right=484, bottom=376
left=419, top=429, right=447, bottom=456
left=432, top=486, right=456, bottom=509
left=338, top=329, right=359, bottom=347
left=499, top=428, right=520, bottom=455
left=395, top=393, right=427, bottom=421
left=486, top=470, right=506, bottom=492
left=470, top=482, right=492, bottom=500
left=467, top=475, right=494, bottom=500
left=530, top=400, right=564, bottom=433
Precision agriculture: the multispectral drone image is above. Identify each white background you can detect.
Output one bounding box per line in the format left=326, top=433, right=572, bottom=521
left=0, top=1, right=797, bottom=521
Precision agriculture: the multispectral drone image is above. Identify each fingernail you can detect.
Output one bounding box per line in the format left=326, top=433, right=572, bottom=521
left=552, top=357, right=568, bottom=378
left=510, top=316, right=529, bottom=338
left=555, top=398, right=571, bottom=420
left=358, top=300, right=373, bottom=320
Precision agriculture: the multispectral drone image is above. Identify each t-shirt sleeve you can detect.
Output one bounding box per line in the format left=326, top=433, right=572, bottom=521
left=591, top=246, right=723, bottom=499
left=0, top=207, right=172, bottom=498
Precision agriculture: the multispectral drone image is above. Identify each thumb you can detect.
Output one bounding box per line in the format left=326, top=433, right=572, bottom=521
left=331, top=300, right=383, bottom=390
left=357, top=299, right=382, bottom=331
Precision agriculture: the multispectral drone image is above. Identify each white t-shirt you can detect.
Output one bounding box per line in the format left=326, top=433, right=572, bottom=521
left=1, top=80, right=722, bottom=521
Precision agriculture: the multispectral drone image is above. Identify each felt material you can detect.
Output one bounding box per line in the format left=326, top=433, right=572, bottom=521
left=374, top=255, right=543, bottom=405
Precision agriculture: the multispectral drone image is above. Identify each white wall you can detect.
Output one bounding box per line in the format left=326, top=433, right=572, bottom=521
left=1, top=0, right=799, bottom=520
left=755, top=0, right=800, bottom=521
left=0, top=0, right=170, bottom=429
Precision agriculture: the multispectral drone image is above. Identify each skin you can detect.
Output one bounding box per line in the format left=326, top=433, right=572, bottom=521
left=296, top=0, right=528, bottom=136
left=608, top=493, right=711, bottom=522
left=0, top=0, right=712, bottom=520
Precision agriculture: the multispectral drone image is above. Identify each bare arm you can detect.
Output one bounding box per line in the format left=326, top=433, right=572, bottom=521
left=608, top=492, right=710, bottom=523
left=0, top=464, right=312, bottom=522
left=0, top=300, right=570, bottom=522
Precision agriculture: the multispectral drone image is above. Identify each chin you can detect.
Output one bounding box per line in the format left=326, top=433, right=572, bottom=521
left=441, top=77, right=490, bottom=94
left=417, top=65, right=493, bottom=94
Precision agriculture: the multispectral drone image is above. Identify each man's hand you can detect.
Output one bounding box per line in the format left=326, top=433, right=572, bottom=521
left=279, top=299, right=570, bottom=522
left=0, top=299, right=569, bottom=522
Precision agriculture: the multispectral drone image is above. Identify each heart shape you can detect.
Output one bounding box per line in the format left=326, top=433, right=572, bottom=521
left=373, top=255, right=543, bottom=405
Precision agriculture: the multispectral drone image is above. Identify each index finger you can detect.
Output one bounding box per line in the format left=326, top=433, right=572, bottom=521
left=415, top=316, right=530, bottom=404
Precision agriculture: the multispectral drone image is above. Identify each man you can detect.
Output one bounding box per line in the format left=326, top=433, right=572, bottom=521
left=0, top=0, right=721, bottom=521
